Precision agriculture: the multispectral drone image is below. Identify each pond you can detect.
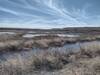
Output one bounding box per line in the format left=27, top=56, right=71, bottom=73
left=22, top=33, right=80, bottom=38
left=0, top=32, right=16, bottom=35
left=23, top=34, right=47, bottom=38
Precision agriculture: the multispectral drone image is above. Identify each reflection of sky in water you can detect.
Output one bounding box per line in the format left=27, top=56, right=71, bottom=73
left=0, top=32, right=16, bottom=35
left=23, top=34, right=80, bottom=38
left=23, top=34, right=47, bottom=38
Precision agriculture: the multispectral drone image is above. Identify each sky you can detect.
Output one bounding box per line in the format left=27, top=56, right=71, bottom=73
left=0, top=0, right=100, bottom=29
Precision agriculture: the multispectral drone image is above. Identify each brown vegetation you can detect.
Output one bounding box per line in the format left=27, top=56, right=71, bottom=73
left=0, top=42, right=100, bottom=75
left=1, top=29, right=100, bottom=75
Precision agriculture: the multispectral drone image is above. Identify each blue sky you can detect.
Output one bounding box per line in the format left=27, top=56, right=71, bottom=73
left=0, top=0, right=100, bottom=29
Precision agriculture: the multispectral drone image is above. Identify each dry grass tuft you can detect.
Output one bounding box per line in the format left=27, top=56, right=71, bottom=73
left=31, top=50, right=69, bottom=71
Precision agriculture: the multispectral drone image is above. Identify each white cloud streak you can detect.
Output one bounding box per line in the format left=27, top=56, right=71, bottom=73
left=0, top=0, right=100, bottom=28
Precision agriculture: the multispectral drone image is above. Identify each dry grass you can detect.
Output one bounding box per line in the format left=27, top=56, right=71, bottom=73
left=1, top=33, right=100, bottom=75
left=0, top=40, right=24, bottom=52
left=1, top=45, right=100, bottom=75
left=31, top=50, right=69, bottom=71
left=0, top=50, right=70, bottom=75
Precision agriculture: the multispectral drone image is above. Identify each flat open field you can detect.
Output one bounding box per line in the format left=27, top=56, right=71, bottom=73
left=0, top=27, right=100, bottom=75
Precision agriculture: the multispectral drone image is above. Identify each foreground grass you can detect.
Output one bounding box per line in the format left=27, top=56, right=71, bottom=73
left=0, top=43, right=100, bottom=75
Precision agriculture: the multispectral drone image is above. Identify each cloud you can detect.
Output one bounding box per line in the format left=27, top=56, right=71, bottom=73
left=0, top=0, right=100, bottom=28
left=0, top=7, right=18, bottom=15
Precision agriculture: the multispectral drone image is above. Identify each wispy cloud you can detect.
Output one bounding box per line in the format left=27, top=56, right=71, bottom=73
left=0, top=0, right=100, bottom=28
